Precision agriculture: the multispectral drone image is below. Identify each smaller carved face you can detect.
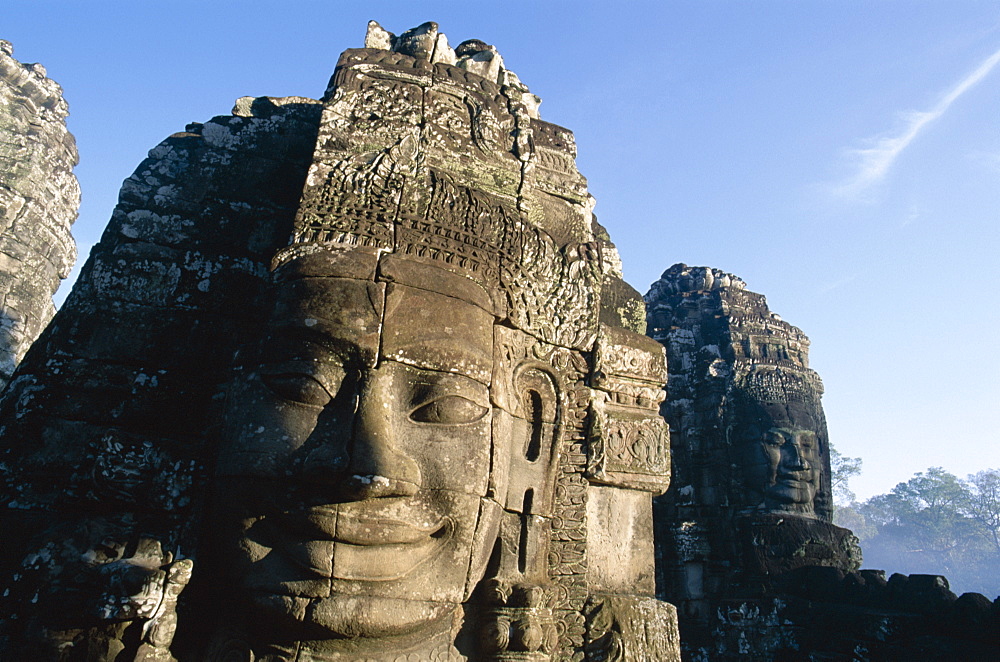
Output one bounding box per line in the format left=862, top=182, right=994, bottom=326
left=740, top=402, right=823, bottom=516
left=750, top=427, right=819, bottom=507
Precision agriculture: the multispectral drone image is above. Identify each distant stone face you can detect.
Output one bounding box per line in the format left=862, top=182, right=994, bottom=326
left=646, top=263, right=834, bottom=523
left=0, top=23, right=679, bottom=661
left=645, top=263, right=861, bottom=656
left=0, top=41, right=79, bottom=388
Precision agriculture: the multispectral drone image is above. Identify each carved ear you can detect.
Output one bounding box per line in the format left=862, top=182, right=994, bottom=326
left=495, top=364, right=562, bottom=581
left=514, top=366, right=558, bottom=464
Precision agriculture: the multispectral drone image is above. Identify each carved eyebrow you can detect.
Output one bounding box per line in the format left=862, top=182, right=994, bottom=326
left=264, top=320, right=365, bottom=356
left=382, top=342, right=492, bottom=386
left=406, top=370, right=489, bottom=405
left=257, top=358, right=348, bottom=394
left=264, top=323, right=375, bottom=367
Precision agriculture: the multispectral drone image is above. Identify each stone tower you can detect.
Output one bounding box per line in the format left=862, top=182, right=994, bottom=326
left=646, top=264, right=860, bottom=657
left=0, top=41, right=79, bottom=388
left=0, top=23, right=679, bottom=661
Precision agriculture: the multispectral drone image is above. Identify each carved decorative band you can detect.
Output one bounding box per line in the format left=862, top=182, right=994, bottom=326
left=586, top=403, right=671, bottom=493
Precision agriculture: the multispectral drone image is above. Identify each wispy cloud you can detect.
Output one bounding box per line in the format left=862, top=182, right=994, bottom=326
left=898, top=204, right=925, bottom=230
left=835, top=45, right=1000, bottom=196
left=818, top=274, right=856, bottom=295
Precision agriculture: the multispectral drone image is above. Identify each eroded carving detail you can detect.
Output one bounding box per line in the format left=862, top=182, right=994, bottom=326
left=0, top=42, right=79, bottom=388
left=584, top=595, right=681, bottom=662
left=587, top=408, right=670, bottom=492
left=481, top=582, right=561, bottom=661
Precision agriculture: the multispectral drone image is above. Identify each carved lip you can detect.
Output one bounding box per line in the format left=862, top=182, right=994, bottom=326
left=273, top=509, right=453, bottom=582
left=770, top=475, right=818, bottom=499
left=329, top=536, right=449, bottom=581
left=279, top=506, right=449, bottom=545
left=774, top=470, right=814, bottom=484
left=338, top=510, right=448, bottom=546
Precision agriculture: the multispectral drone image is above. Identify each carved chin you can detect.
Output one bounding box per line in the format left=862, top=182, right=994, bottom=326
left=765, top=483, right=817, bottom=507
left=251, top=592, right=454, bottom=639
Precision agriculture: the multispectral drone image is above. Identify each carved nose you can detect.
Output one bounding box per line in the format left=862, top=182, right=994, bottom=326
left=781, top=442, right=809, bottom=471
left=344, top=373, right=421, bottom=498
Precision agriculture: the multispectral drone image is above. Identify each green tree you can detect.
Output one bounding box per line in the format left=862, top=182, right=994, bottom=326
left=966, top=469, right=1000, bottom=555
left=830, top=444, right=863, bottom=505
left=861, top=468, right=975, bottom=570
left=854, top=467, right=1000, bottom=598
left=832, top=502, right=876, bottom=541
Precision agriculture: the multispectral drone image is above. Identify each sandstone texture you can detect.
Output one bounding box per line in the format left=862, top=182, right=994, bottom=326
left=0, top=22, right=679, bottom=661
left=0, top=41, right=79, bottom=389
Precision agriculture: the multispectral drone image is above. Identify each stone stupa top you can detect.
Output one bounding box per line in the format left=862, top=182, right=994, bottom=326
left=336, top=20, right=543, bottom=119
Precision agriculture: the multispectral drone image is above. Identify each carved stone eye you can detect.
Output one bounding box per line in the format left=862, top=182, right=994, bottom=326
left=261, top=373, right=332, bottom=408
left=410, top=395, right=488, bottom=424
left=764, top=433, right=784, bottom=447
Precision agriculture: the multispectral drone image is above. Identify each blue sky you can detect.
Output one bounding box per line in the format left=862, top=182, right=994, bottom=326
left=6, top=1, right=999, bottom=500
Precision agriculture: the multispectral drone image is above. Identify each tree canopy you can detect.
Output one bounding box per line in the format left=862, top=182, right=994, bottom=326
left=834, top=465, right=1000, bottom=599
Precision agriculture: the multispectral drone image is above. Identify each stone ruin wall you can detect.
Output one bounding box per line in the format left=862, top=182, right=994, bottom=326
left=0, top=82, right=326, bottom=657
left=0, top=41, right=79, bottom=389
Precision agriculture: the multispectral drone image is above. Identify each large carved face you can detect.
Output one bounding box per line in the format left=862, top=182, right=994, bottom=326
left=740, top=402, right=822, bottom=516
left=212, top=252, right=513, bottom=643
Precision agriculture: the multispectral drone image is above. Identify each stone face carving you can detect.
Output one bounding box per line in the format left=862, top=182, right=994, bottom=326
left=645, top=264, right=861, bottom=658
left=646, top=266, right=1000, bottom=660
left=209, top=253, right=506, bottom=654
left=0, top=23, right=679, bottom=661
left=737, top=402, right=822, bottom=516
left=646, top=263, right=835, bottom=523
left=0, top=41, right=79, bottom=389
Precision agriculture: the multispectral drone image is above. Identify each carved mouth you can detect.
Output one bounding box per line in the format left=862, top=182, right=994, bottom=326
left=775, top=471, right=814, bottom=485
left=271, top=506, right=453, bottom=582
left=281, top=507, right=448, bottom=543
left=329, top=534, right=449, bottom=581
left=335, top=511, right=448, bottom=545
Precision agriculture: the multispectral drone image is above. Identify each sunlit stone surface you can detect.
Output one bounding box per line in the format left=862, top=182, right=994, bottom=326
left=0, top=41, right=79, bottom=389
